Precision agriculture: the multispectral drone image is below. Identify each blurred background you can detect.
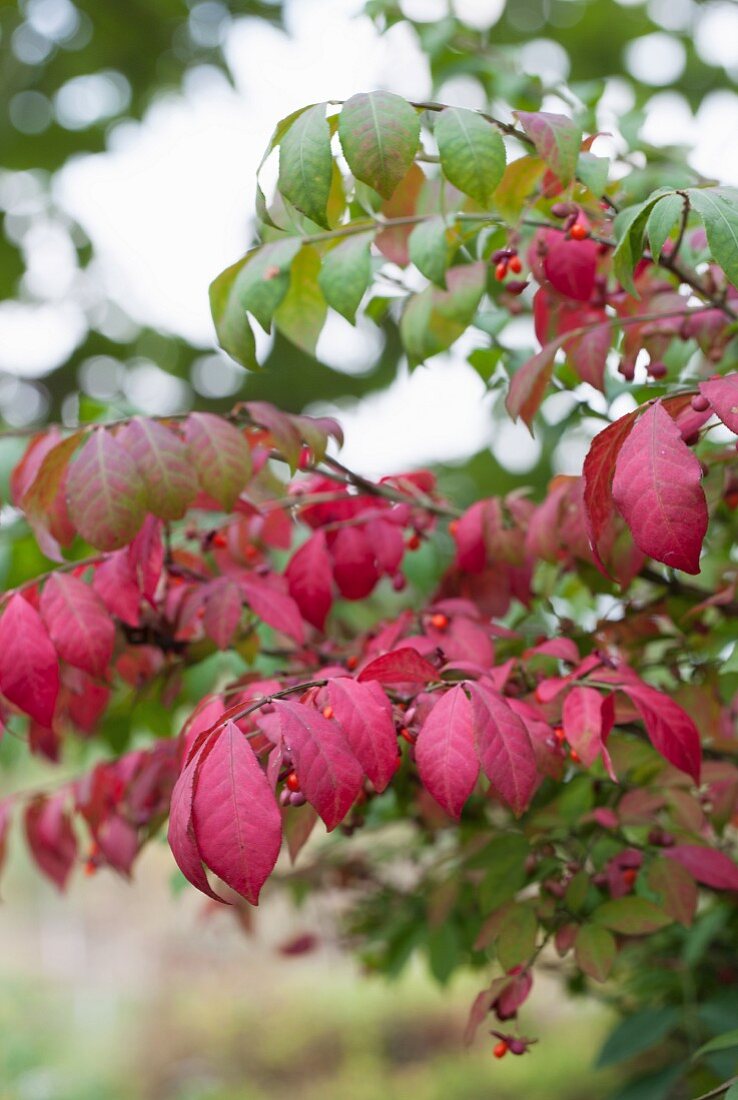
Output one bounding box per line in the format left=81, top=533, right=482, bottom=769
left=1, top=0, right=738, bottom=1096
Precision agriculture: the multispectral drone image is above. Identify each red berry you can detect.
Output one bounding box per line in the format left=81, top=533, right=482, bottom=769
left=322, top=705, right=334, bottom=720
left=508, top=255, right=522, bottom=274
left=448, top=519, right=459, bottom=536
left=554, top=726, right=566, bottom=743
left=211, top=531, right=228, bottom=548
left=569, top=222, right=589, bottom=241
left=429, top=612, right=449, bottom=631
left=691, top=393, right=710, bottom=412
left=399, top=727, right=416, bottom=745
left=286, top=771, right=301, bottom=793
left=493, top=1040, right=508, bottom=1059
left=622, top=867, right=638, bottom=887
left=406, top=533, right=421, bottom=551
left=648, top=361, right=668, bottom=379
left=569, top=748, right=581, bottom=764
left=346, top=655, right=358, bottom=670
left=391, top=572, right=407, bottom=592
left=495, top=260, right=508, bottom=281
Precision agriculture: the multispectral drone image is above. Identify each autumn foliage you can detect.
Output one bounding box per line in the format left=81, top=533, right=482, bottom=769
left=5, top=86, right=738, bottom=1099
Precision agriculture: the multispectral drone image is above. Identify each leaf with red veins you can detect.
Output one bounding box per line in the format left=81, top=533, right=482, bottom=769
left=0, top=594, right=59, bottom=726
left=415, top=684, right=478, bottom=818
left=203, top=579, right=243, bottom=650
left=612, top=402, right=708, bottom=574
left=665, top=845, right=738, bottom=891
left=67, top=427, right=147, bottom=551
left=168, top=750, right=223, bottom=902
left=273, top=701, right=363, bottom=830
left=191, top=721, right=281, bottom=905
left=325, top=678, right=398, bottom=792
left=583, top=409, right=640, bottom=572
left=239, top=572, right=304, bottom=644
left=358, top=647, right=439, bottom=686
left=24, top=794, right=77, bottom=890
left=331, top=525, right=379, bottom=599
left=286, top=530, right=333, bottom=631
left=700, top=374, right=738, bottom=433
left=467, top=682, right=538, bottom=816
left=184, top=413, right=252, bottom=511
left=515, top=111, right=581, bottom=186
left=40, top=573, right=114, bottom=680
left=562, top=686, right=611, bottom=768
left=118, top=417, right=198, bottom=520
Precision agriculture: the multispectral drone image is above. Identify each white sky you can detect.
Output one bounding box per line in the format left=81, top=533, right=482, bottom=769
left=4, top=0, right=738, bottom=476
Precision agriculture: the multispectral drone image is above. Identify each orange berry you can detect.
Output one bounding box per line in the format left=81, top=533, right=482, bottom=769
left=554, top=727, right=566, bottom=743
left=622, top=868, right=638, bottom=887
left=84, top=860, right=97, bottom=877
left=322, top=705, right=334, bottom=720
left=569, top=748, right=581, bottom=764
left=493, top=1040, right=508, bottom=1059
left=448, top=519, right=459, bottom=536
left=495, top=260, right=508, bottom=281
left=211, top=532, right=228, bottom=548
left=346, top=655, right=358, bottom=670
left=399, top=727, right=416, bottom=745
left=430, top=612, right=449, bottom=631
left=286, top=771, right=301, bottom=793
left=569, top=222, right=589, bottom=241
left=508, top=254, right=523, bottom=274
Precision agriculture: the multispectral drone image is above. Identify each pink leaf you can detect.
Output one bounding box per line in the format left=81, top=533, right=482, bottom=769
left=325, top=678, right=399, bottom=792
left=128, top=516, right=164, bottom=603
left=118, top=417, right=198, bottom=520
left=515, top=111, right=581, bottom=185
left=365, top=518, right=404, bottom=574
left=620, top=677, right=701, bottom=783
left=286, top=531, right=333, bottom=630
left=274, top=700, right=364, bottom=830
left=544, top=235, right=598, bottom=301
left=467, top=682, right=537, bottom=815
left=184, top=413, right=252, bottom=511
left=415, top=684, right=479, bottom=818
left=358, top=647, right=439, bottom=686
left=453, top=501, right=488, bottom=573
left=582, top=411, right=638, bottom=571
left=565, top=322, right=611, bottom=389
left=167, top=752, right=223, bottom=902
left=40, top=573, right=114, bottom=679
left=562, top=686, right=611, bottom=768
left=93, top=551, right=141, bottom=626
left=67, top=427, right=147, bottom=551
left=665, top=845, right=738, bottom=891
left=192, top=721, right=282, bottom=904
left=612, top=402, right=707, bottom=574
left=331, top=526, right=379, bottom=599
left=0, top=594, right=59, bottom=726
left=700, top=374, right=738, bottom=433
left=239, top=573, right=305, bottom=644
left=25, top=794, right=77, bottom=890
left=203, top=579, right=243, bottom=649
left=505, top=341, right=559, bottom=430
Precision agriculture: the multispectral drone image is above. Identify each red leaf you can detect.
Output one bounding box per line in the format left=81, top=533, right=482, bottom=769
left=184, top=413, right=252, bottom=511
left=167, top=753, right=223, bottom=902
left=544, top=234, right=598, bottom=301
left=331, top=526, right=379, bottom=599
left=239, top=573, right=304, bottom=643
left=467, top=682, right=537, bottom=815
left=40, top=573, right=114, bottom=679
left=325, top=678, right=398, bottom=792
left=582, top=411, right=638, bottom=570
left=274, top=700, right=364, bottom=830
left=93, top=551, right=141, bottom=626
left=700, top=374, right=738, bottom=433
left=96, top=815, right=139, bottom=876
left=515, top=110, right=580, bottom=184
left=67, top=427, right=147, bottom=551
left=286, top=531, right=333, bottom=630
left=25, top=794, right=77, bottom=890
left=16, top=430, right=79, bottom=561
left=0, top=800, right=11, bottom=883
left=128, top=516, right=164, bottom=603
left=192, top=721, right=281, bottom=904
left=505, top=341, right=559, bottom=430
left=365, top=518, right=404, bottom=574
left=620, top=677, right=701, bottom=783
left=562, top=686, right=611, bottom=768
left=358, top=647, right=439, bottom=686
left=612, top=402, right=707, bottom=574
left=118, top=417, right=198, bottom=520
left=203, top=579, right=243, bottom=649
left=415, top=684, right=479, bottom=818
left=665, top=845, right=738, bottom=891
left=0, top=594, right=59, bottom=726
left=564, top=321, right=611, bottom=390
left=453, top=501, right=488, bottom=573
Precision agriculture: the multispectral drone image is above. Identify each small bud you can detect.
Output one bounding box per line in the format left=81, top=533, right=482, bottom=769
left=691, top=393, right=710, bottom=412
left=648, top=361, right=668, bottom=380
left=508, top=1039, right=527, bottom=1056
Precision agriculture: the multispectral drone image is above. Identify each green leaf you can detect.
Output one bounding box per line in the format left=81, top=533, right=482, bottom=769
left=257, top=103, right=316, bottom=173
left=576, top=151, right=609, bottom=196
left=596, top=1008, right=679, bottom=1068
left=496, top=904, right=537, bottom=971
left=209, top=258, right=259, bottom=369
left=725, top=1082, right=738, bottom=1100
left=612, top=192, right=670, bottom=297
left=687, top=186, right=738, bottom=288
left=574, top=924, right=616, bottom=983
left=317, top=231, right=374, bottom=323
left=515, top=110, right=582, bottom=186
left=339, top=91, right=420, bottom=199
left=274, top=245, right=327, bottom=356
left=476, top=835, right=529, bottom=913
left=400, top=262, right=486, bottom=362
left=693, top=1030, right=738, bottom=1061
left=646, top=192, right=684, bottom=262
left=647, top=856, right=697, bottom=927
left=119, top=418, right=199, bottom=521
left=493, top=155, right=545, bottom=222
left=233, top=239, right=303, bottom=333
left=408, top=216, right=452, bottom=287
left=427, top=921, right=460, bottom=985
left=593, top=897, right=673, bottom=935
left=278, top=103, right=333, bottom=228
left=435, top=107, right=505, bottom=207
left=183, top=413, right=252, bottom=511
